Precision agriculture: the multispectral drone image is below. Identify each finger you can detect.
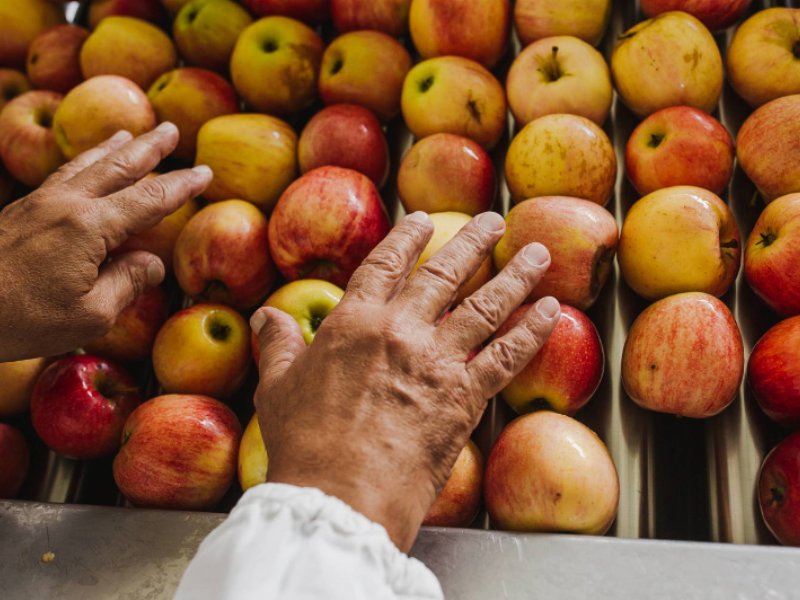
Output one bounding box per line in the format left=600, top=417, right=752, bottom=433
left=86, top=251, right=165, bottom=320
left=397, top=211, right=505, bottom=321
left=94, top=166, right=213, bottom=250
left=68, top=122, right=180, bottom=197
left=345, top=212, right=433, bottom=303
left=251, top=307, right=306, bottom=390
left=466, top=296, right=561, bottom=397
left=43, top=130, right=133, bottom=188
left=438, top=242, right=551, bottom=350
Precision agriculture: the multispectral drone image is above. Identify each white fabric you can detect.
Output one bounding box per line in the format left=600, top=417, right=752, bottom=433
left=174, top=483, right=444, bottom=600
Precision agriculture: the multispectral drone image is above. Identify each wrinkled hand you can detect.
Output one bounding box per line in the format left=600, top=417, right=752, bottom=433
left=251, top=211, right=561, bottom=552
left=0, top=123, right=212, bottom=362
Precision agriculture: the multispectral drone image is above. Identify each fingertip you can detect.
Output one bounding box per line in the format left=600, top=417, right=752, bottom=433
left=155, top=121, right=179, bottom=137
left=535, top=296, right=561, bottom=321
left=474, top=211, right=505, bottom=233
left=145, top=258, right=165, bottom=288
left=521, top=242, right=550, bottom=267
left=250, top=308, right=268, bottom=336
left=405, top=211, right=430, bottom=225
left=109, top=130, right=133, bottom=144
left=192, top=164, right=213, bottom=180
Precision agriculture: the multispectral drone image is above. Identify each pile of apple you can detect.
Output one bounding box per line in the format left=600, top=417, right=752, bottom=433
left=1, top=0, right=800, bottom=543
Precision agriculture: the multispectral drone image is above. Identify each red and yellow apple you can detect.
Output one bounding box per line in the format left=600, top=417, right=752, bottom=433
left=243, top=0, right=330, bottom=23
left=759, top=431, right=800, bottom=546
left=173, top=0, right=253, bottom=72
left=622, top=292, right=744, bottom=418
left=748, top=317, right=800, bottom=428
left=88, top=0, right=169, bottom=29
left=195, top=114, right=297, bottom=211
left=0, top=0, right=65, bottom=69
left=26, top=24, right=88, bottom=94
left=514, top=0, right=611, bottom=47
left=423, top=440, right=483, bottom=528
left=0, top=69, right=31, bottom=112
left=0, top=357, right=50, bottom=417
left=494, top=197, right=618, bottom=311
left=238, top=414, right=268, bottom=491
left=641, top=0, right=752, bottom=32
left=0, top=424, right=29, bottom=499
left=331, top=0, right=410, bottom=37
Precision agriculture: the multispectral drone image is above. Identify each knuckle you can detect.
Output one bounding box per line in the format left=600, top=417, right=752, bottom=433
left=491, top=339, right=518, bottom=374
left=418, top=260, right=461, bottom=290
left=107, top=154, right=137, bottom=179
left=460, top=293, right=503, bottom=331
left=137, top=177, right=169, bottom=203
left=360, top=245, right=406, bottom=276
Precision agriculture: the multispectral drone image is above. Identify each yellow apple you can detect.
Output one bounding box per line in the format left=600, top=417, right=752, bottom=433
left=238, top=414, right=268, bottom=492
left=195, top=114, right=298, bottom=211
left=413, top=212, right=493, bottom=304
left=619, top=186, right=741, bottom=301
left=0, top=69, right=31, bottom=113
left=423, top=440, right=483, bottom=528
left=611, top=11, right=723, bottom=118
left=0, top=357, right=49, bottom=417
left=0, top=0, right=65, bottom=69
left=514, top=0, right=611, bottom=47
left=263, top=280, right=344, bottom=345
left=401, top=56, right=507, bottom=150
left=505, top=114, right=616, bottom=206
left=173, top=0, right=253, bottom=72
left=80, top=16, right=177, bottom=90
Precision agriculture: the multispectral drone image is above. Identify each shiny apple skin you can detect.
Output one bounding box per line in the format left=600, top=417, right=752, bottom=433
left=30, top=355, right=142, bottom=459
left=640, top=0, right=752, bottom=32
left=423, top=440, right=483, bottom=528
left=748, top=317, right=800, bottom=428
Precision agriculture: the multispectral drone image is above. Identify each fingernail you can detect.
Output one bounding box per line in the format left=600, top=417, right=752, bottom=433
left=536, top=296, right=561, bottom=320
left=406, top=211, right=430, bottom=224
left=111, top=130, right=132, bottom=143
left=146, top=260, right=164, bottom=286
left=250, top=309, right=267, bottom=335
left=522, top=243, right=550, bottom=267
left=156, top=121, right=178, bottom=134
left=192, top=164, right=213, bottom=178
left=475, top=211, right=505, bottom=232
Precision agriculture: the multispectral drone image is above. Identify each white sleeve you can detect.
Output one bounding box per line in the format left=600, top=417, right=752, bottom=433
left=173, top=483, right=444, bottom=600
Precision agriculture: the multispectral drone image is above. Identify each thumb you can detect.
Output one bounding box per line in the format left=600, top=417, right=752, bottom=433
left=89, top=251, right=164, bottom=316
left=251, top=307, right=305, bottom=388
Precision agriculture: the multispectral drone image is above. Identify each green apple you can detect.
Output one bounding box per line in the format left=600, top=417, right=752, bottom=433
left=173, top=0, right=252, bottom=72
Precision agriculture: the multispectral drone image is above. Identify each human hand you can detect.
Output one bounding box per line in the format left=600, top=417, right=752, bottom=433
left=251, top=211, right=560, bottom=552
left=0, top=123, right=212, bottom=362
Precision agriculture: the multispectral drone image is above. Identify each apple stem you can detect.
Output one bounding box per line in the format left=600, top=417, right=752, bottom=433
left=539, top=47, right=563, bottom=82
left=757, top=231, right=777, bottom=248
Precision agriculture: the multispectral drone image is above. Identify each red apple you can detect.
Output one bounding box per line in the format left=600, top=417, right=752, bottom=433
left=0, top=424, right=29, bottom=499
left=423, top=440, right=483, bottom=528
left=496, top=303, right=604, bottom=416
left=88, top=0, right=168, bottom=29
left=269, top=166, right=391, bottom=288
left=243, top=0, right=330, bottom=23
left=26, top=25, right=89, bottom=94
left=0, top=90, right=64, bottom=188
left=484, top=411, right=619, bottom=534
left=759, top=431, right=800, bottom=546
left=0, top=69, right=31, bottom=113
left=30, top=355, right=142, bottom=459
left=174, top=199, right=276, bottom=311
left=745, top=193, right=800, bottom=316
left=83, top=285, right=169, bottom=363
left=397, top=133, right=496, bottom=216
left=641, top=0, right=752, bottom=32
left=113, top=394, right=241, bottom=510
left=298, top=104, right=390, bottom=188
left=626, top=106, right=734, bottom=196
left=493, top=197, right=619, bottom=311
left=331, top=0, right=410, bottom=37
left=748, top=317, right=800, bottom=428
left=622, top=292, right=744, bottom=418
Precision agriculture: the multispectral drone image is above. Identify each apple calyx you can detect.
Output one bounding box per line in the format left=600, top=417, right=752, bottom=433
left=35, top=108, right=53, bottom=129
left=262, top=39, right=278, bottom=53
left=208, top=319, right=232, bottom=342
left=756, top=231, right=778, bottom=248
left=538, top=46, right=564, bottom=83
left=647, top=133, right=665, bottom=148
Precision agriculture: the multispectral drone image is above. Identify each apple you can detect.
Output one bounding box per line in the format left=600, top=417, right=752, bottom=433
left=83, top=285, right=169, bottom=363
left=30, top=355, right=142, bottom=459
left=0, top=91, right=65, bottom=188
left=505, top=114, right=616, bottom=206
left=759, top=431, right=800, bottom=546
left=26, top=25, right=88, bottom=94
left=748, top=317, right=800, bottom=428
left=195, top=114, right=297, bottom=211
left=641, top=0, right=751, bottom=32
left=0, top=0, right=65, bottom=69
left=298, top=104, right=390, bottom=188
left=152, top=303, right=251, bottom=399
left=113, top=394, right=241, bottom=510
left=496, top=303, right=603, bottom=416
left=147, top=67, right=238, bottom=162
left=413, top=212, right=494, bottom=305
left=80, top=16, right=177, bottom=91
left=238, top=414, right=268, bottom=492
left=174, top=199, right=276, bottom=310
left=319, top=30, right=412, bottom=124
left=737, top=94, right=800, bottom=203
left=494, top=197, right=618, bottom=311
left=269, top=166, right=391, bottom=288
left=423, top=440, right=483, bottom=528
left=484, top=411, right=619, bottom=534
left=514, top=0, right=611, bottom=47
left=745, top=194, right=800, bottom=316
left=409, top=0, right=510, bottom=69
left=0, top=424, right=29, bottom=499
left=53, top=75, right=156, bottom=160
left=88, top=0, right=169, bottom=29
left=251, top=279, right=345, bottom=364
left=243, top=0, right=330, bottom=23
left=622, top=292, right=743, bottom=418
left=115, top=191, right=199, bottom=270
left=401, top=56, right=507, bottom=150
left=611, top=11, right=723, bottom=118
left=398, top=133, right=495, bottom=216
left=0, top=69, right=31, bottom=113
left=626, top=106, right=734, bottom=196
left=173, top=0, right=253, bottom=73
left=0, top=357, right=49, bottom=417
left=727, top=9, right=800, bottom=108
left=230, top=16, right=323, bottom=117
left=506, top=36, right=613, bottom=127
left=331, top=0, right=410, bottom=37
left=619, top=186, right=740, bottom=301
